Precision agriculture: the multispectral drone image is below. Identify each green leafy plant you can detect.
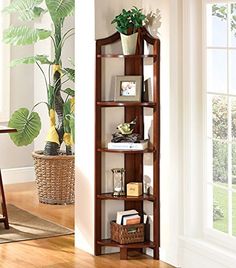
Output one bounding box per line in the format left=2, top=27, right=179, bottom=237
left=213, top=201, right=224, bottom=221
left=2, top=0, right=75, bottom=156
left=111, top=6, right=146, bottom=35
left=212, top=4, right=236, bottom=36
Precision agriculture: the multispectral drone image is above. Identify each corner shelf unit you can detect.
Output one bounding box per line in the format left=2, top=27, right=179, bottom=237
left=95, top=27, right=160, bottom=260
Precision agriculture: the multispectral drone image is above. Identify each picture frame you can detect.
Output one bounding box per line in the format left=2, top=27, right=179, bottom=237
left=114, top=75, right=142, bottom=102
left=143, top=78, right=152, bottom=102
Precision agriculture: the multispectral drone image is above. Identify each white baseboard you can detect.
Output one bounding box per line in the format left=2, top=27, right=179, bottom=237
left=1, top=167, right=35, bottom=185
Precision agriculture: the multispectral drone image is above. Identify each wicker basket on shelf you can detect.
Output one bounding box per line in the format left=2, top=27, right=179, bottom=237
left=110, top=221, right=145, bottom=244
left=32, top=151, right=75, bottom=205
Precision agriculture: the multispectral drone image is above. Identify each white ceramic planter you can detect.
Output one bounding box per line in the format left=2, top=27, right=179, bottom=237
left=120, top=32, right=138, bottom=55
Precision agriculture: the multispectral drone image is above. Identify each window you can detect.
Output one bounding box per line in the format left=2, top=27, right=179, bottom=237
left=206, top=0, right=236, bottom=241
left=0, top=0, right=10, bottom=122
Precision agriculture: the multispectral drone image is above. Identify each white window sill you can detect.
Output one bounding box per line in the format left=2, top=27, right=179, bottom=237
left=179, top=236, right=236, bottom=268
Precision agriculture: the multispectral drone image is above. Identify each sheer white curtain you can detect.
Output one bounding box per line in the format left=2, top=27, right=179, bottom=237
left=0, top=0, right=10, bottom=122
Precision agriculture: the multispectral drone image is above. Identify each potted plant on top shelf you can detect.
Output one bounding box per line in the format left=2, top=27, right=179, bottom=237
left=111, top=6, right=146, bottom=55
left=2, top=0, right=75, bottom=205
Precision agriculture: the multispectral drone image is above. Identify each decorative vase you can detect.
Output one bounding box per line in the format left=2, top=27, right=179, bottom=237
left=32, top=151, right=75, bottom=205
left=120, top=32, right=138, bottom=55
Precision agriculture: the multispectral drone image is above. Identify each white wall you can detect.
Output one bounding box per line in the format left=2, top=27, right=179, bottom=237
left=75, top=0, right=95, bottom=255
left=142, top=1, right=182, bottom=266
left=0, top=12, right=34, bottom=170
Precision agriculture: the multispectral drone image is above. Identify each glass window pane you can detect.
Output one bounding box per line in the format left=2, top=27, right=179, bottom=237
left=211, top=96, right=228, bottom=139
left=232, top=97, right=236, bottom=139
left=230, top=4, right=236, bottom=47
left=229, top=50, right=236, bottom=93
left=232, top=143, right=236, bottom=185
left=213, top=140, right=228, bottom=183
left=233, top=192, right=236, bottom=236
left=207, top=49, right=227, bottom=93
left=213, top=185, right=228, bottom=233
left=207, top=4, right=228, bottom=47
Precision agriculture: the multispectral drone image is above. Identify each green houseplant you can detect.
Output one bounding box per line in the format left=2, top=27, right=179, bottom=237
left=2, top=0, right=75, bottom=204
left=111, top=7, right=146, bottom=55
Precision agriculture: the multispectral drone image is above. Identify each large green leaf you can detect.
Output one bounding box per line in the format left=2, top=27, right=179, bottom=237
left=45, top=0, right=75, bottom=22
left=8, top=108, right=41, bottom=146
left=11, top=55, right=52, bottom=67
left=63, top=88, right=74, bottom=97
left=69, top=115, right=75, bottom=143
left=3, top=0, right=46, bottom=21
left=63, top=99, right=71, bottom=133
left=3, top=26, right=51, bottom=46
left=62, top=67, right=75, bottom=82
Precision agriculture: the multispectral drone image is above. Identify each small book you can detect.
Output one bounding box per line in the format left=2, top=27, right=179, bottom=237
left=123, top=215, right=141, bottom=225
left=116, top=209, right=138, bottom=225
left=108, top=140, right=148, bottom=150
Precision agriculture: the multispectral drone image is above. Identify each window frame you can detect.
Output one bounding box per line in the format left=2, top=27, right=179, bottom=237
left=0, top=0, right=10, bottom=122
left=203, top=0, right=236, bottom=250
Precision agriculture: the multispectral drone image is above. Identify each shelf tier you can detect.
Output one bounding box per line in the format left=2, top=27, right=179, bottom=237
left=97, top=54, right=157, bottom=59
left=96, top=101, right=156, bottom=108
left=97, top=239, right=155, bottom=249
left=97, top=147, right=156, bottom=154
left=97, top=193, right=155, bottom=202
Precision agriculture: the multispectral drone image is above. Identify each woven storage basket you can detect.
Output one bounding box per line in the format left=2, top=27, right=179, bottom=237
left=110, top=221, right=144, bottom=244
left=32, top=151, right=75, bottom=205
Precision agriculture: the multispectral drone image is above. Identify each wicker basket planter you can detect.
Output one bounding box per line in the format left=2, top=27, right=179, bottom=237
left=32, top=151, right=75, bottom=205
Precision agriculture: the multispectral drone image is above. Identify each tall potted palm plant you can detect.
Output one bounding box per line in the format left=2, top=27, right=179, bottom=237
left=3, top=0, right=75, bottom=204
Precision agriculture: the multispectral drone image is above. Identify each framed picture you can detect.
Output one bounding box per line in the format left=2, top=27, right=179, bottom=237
left=114, top=75, right=142, bottom=102
left=143, top=78, right=152, bottom=102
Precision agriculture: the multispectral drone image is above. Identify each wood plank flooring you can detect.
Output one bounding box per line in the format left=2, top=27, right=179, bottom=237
left=0, top=182, right=174, bottom=268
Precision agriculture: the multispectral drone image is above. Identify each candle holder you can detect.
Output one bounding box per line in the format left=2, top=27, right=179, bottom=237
left=111, top=168, right=125, bottom=196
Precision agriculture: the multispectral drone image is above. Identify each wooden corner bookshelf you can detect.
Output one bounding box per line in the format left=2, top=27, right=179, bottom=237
left=95, top=27, right=160, bottom=260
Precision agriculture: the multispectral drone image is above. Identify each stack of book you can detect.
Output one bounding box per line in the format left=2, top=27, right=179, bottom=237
left=108, top=140, right=148, bottom=150
left=116, top=209, right=141, bottom=225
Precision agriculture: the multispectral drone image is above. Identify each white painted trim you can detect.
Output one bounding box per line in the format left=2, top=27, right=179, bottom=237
left=1, top=167, right=35, bottom=185
left=204, top=227, right=236, bottom=251
left=182, top=0, right=204, bottom=238
left=75, top=0, right=95, bottom=255
left=180, top=237, right=236, bottom=268
left=206, top=0, right=236, bottom=4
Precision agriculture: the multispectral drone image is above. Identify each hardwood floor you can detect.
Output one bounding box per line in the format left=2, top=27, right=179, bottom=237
left=0, top=182, right=174, bottom=268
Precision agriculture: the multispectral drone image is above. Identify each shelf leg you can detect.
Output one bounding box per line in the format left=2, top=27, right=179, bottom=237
left=153, top=246, right=159, bottom=260
left=95, top=245, right=102, bottom=256
left=120, top=248, right=128, bottom=260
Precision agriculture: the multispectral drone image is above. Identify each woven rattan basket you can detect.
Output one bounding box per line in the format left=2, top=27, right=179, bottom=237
left=32, top=151, right=75, bottom=205
left=110, top=221, right=144, bottom=244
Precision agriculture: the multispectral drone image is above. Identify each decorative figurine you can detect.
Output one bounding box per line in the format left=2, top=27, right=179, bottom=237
left=111, top=118, right=142, bottom=143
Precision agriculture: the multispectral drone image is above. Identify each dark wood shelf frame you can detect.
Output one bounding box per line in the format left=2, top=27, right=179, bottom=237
left=97, top=239, right=156, bottom=249
left=97, top=193, right=156, bottom=202
left=97, top=147, right=156, bottom=154
left=95, top=27, right=160, bottom=260
left=96, top=101, right=157, bottom=108
left=97, top=54, right=157, bottom=58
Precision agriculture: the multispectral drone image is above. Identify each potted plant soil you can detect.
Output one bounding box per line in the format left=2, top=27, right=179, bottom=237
left=111, top=7, right=146, bottom=55
left=2, top=0, right=75, bottom=205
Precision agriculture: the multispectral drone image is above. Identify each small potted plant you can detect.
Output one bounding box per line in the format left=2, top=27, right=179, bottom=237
left=111, top=7, right=146, bottom=55
left=2, top=0, right=75, bottom=205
